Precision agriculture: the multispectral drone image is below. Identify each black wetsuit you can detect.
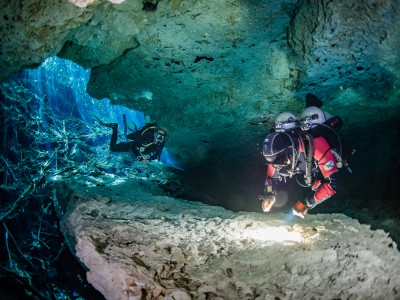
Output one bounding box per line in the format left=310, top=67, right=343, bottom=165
left=110, top=124, right=165, bottom=161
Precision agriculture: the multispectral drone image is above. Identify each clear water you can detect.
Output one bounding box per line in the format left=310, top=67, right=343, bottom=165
left=0, top=56, right=180, bottom=299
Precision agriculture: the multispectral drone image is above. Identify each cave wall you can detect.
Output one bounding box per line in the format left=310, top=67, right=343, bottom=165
left=288, top=0, right=400, bottom=131
left=2, top=2, right=400, bottom=297
left=1, top=0, right=400, bottom=207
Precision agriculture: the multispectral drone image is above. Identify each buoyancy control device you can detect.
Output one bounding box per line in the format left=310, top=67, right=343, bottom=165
left=308, top=116, right=353, bottom=173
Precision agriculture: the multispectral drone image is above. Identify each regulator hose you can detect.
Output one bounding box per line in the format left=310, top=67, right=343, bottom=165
left=303, top=132, right=314, bottom=186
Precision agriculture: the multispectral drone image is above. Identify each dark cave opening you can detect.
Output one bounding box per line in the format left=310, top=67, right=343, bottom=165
left=172, top=112, right=400, bottom=248
left=142, top=1, right=158, bottom=12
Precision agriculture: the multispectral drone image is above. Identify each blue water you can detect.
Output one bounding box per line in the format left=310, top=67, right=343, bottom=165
left=13, top=56, right=178, bottom=167
left=23, top=57, right=145, bottom=135
left=0, top=56, right=181, bottom=299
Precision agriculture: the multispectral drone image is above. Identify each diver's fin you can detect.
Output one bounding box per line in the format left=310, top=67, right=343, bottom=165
left=93, top=114, right=109, bottom=126
left=305, top=93, right=323, bottom=108
left=94, top=115, right=118, bottom=128
left=123, top=114, right=127, bottom=137
left=127, top=122, right=137, bottom=132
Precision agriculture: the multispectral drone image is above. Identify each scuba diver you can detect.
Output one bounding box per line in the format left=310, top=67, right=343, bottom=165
left=259, top=94, right=349, bottom=218
left=96, top=116, right=168, bottom=162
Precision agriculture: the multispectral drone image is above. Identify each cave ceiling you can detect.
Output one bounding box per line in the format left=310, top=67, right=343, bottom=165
left=1, top=0, right=400, bottom=167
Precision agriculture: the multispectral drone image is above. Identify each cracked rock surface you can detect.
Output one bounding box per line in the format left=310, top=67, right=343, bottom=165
left=62, top=177, right=400, bottom=300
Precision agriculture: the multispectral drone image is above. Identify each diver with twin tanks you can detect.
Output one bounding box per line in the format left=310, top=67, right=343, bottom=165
left=260, top=93, right=351, bottom=218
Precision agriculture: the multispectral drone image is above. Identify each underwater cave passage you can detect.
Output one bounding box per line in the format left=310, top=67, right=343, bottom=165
left=0, top=54, right=187, bottom=297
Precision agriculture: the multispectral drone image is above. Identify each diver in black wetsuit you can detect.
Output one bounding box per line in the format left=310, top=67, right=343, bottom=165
left=98, top=120, right=167, bottom=162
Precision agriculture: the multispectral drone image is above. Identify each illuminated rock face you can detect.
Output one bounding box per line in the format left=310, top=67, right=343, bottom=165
left=62, top=178, right=400, bottom=300
left=68, top=0, right=126, bottom=8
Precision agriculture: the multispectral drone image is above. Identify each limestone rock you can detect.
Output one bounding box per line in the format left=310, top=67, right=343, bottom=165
left=62, top=178, right=400, bottom=300
left=0, top=0, right=98, bottom=81
left=2, top=0, right=400, bottom=167
left=287, top=0, right=400, bottom=121
left=68, top=0, right=126, bottom=8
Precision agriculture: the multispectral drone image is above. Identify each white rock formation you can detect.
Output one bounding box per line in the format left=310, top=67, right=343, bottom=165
left=68, top=0, right=125, bottom=8
left=68, top=0, right=96, bottom=8
left=62, top=178, right=400, bottom=300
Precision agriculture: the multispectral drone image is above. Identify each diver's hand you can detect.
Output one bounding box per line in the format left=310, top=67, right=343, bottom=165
left=261, top=195, right=276, bottom=212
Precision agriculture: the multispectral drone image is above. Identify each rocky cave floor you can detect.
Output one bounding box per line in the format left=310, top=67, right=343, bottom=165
left=2, top=155, right=400, bottom=300
left=59, top=161, right=400, bottom=300
left=66, top=159, right=400, bottom=249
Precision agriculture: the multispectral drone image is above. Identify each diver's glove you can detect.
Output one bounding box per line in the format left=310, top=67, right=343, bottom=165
left=259, top=195, right=276, bottom=212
